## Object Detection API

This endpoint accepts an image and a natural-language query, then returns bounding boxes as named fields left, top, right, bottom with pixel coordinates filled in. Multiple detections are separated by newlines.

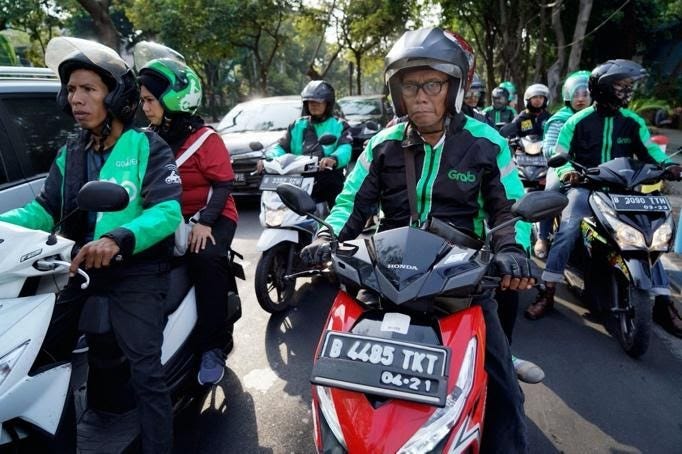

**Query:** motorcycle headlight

left=593, top=195, right=646, bottom=250
left=0, top=342, right=29, bottom=389
left=651, top=216, right=674, bottom=251
left=264, top=206, right=287, bottom=227
left=602, top=211, right=647, bottom=250
left=315, top=385, right=347, bottom=450
left=398, top=337, right=478, bottom=454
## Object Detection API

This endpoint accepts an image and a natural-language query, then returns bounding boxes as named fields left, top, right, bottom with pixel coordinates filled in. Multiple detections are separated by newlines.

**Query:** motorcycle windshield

left=372, top=227, right=447, bottom=291
left=591, top=158, right=664, bottom=190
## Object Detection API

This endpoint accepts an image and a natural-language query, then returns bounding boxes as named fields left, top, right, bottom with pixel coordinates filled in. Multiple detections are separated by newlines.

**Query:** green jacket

left=0, top=128, right=182, bottom=259
left=267, top=116, right=353, bottom=168
left=325, top=114, right=531, bottom=253
left=554, top=105, right=670, bottom=180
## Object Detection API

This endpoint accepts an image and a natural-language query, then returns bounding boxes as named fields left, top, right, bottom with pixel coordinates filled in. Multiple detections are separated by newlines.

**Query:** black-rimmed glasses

left=401, top=79, right=449, bottom=97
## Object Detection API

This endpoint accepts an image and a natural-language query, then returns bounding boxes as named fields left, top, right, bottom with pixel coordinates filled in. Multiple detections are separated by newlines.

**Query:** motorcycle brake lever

left=36, top=259, right=91, bottom=289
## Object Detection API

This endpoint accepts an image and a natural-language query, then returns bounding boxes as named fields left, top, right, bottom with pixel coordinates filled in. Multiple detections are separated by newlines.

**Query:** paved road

left=173, top=197, right=682, bottom=454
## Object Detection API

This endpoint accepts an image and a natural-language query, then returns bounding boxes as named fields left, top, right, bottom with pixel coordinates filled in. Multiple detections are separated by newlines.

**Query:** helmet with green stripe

left=139, top=58, right=202, bottom=114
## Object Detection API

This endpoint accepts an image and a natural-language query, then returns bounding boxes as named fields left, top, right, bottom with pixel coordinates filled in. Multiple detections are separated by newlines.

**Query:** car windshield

left=217, top=99, right=301, bottom=133
left=339, top=98, right=381, bottom=117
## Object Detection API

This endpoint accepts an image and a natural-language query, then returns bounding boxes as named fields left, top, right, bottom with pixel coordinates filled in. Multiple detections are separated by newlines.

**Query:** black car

left=338, top=94, right=393, bottom=160
left=217, top=96, right=302, bottom=195
left=0, top=66, right=78, bottom=212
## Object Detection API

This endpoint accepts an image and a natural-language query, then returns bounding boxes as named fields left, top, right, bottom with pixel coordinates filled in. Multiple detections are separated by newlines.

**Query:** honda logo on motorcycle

left=387, top=263, right=418, bottom=271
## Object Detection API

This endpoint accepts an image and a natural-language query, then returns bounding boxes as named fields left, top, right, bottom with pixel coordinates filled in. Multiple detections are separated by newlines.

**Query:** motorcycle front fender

left=619, top=257, right=653, bottom=290
left=256, top=228, right=299, bottom=252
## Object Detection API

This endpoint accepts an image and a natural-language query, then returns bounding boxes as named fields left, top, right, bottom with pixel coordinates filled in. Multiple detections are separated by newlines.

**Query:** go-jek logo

left=448, top=169, right=476, bottom=183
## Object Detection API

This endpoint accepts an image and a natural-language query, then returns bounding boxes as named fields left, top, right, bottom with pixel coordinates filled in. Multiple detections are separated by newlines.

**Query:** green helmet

left=561, top=70, right=590, bottom=102
left=499, top=80, right=517, bottom=101
left=139, top=58, right=202, bottom=114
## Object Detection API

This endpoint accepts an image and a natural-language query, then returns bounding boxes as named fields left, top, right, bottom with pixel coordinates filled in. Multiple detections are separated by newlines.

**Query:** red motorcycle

left=275, top=184, right=565, bottom=453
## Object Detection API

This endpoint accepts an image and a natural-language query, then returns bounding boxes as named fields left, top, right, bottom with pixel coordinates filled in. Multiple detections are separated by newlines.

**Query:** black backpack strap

left=403, top=146, right=419, bottom=226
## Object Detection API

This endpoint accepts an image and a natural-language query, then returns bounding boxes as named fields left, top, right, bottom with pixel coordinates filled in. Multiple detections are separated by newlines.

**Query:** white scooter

left=0, top=181, right=242, bottom=452
left=253, top=134, right=336, bottom=313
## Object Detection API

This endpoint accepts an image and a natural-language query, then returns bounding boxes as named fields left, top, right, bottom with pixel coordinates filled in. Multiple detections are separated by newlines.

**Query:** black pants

left=48, top=264, right=173, bottom=454
left=186, top=215, right=237, bottom=353
left=495, top=289, right=519, bottom=345
left=312, top=168, right=344, bottom=208
left=477, top=294, right=528, bottom=453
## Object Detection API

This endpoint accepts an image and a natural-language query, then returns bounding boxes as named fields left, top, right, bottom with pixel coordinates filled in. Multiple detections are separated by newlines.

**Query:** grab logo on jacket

left=448, top=169, right=477, bottom=183
left=103, top=177, right=138, bottom=202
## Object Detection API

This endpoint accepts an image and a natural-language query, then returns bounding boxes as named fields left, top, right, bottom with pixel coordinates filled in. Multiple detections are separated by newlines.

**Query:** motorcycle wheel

left=610, top=273, right=651, bottom=358
left=255, top=242, right=296, bottom=313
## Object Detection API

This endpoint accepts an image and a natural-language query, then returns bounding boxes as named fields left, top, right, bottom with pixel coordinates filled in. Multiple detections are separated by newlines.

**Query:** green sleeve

left=0, top=200, right=55, bottom=232
left=496, top=139, right=531, bottom=252
left=622, top=109, right=670, bottom=164
left=553, top=117, right=578, bottom=180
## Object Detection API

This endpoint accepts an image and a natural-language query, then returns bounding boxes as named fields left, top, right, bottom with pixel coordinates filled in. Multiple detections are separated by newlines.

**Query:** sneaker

left=512, top=355, right=545, bottom=384
left=533, top=239, right=548, bottom=259
left=198, top=348, right=226, bottom=385
left=72, top=334, right=89, bottom=354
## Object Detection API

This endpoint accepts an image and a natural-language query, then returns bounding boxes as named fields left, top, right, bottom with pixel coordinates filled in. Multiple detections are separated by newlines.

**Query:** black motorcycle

left=548, top=154, right=678, bottom=357
left=510, top=135, right=548, bottom=192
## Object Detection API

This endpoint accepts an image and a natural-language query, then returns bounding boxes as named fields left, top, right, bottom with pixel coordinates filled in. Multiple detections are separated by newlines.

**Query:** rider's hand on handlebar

left=319, top=157, right=337, bottom=171
left=256, top=159, right=265, bottom=174
left=69, top=237, right=121, bottom=277
left=562, top=171, right=581, bottom=186
left=300, top=236, right=332, bottom=266
left=493, top=249, right=536, bottom=291
left=664, top=163, right=682, bottom=181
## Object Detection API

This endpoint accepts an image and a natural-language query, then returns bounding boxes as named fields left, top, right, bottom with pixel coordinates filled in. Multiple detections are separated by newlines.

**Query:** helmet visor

left=46, top=37, right=127, bottom=80
left=132, top=41, right=185, bottom=72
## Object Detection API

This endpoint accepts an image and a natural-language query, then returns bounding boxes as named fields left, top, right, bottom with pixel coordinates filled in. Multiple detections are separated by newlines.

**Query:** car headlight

left=315, top=385, right=347, bottom=450
left=0, top=342, right=29, bottom=388
left=651, top=216, right=674, bottom=251
left=232, top=150, right=264, bottom=161
left=398, top=337, right=478, bottom=454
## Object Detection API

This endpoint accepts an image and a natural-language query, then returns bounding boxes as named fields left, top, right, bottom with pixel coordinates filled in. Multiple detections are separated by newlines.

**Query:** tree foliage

left=0, top=0, right=680, bottom=115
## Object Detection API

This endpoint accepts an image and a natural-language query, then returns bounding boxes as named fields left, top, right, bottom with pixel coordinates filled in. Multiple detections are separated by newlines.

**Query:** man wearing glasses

left=302, top=27, right=532, bottom=453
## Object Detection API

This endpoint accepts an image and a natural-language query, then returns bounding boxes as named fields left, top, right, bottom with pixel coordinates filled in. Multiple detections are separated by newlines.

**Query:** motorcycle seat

left=164, top=260, right=192, bottom=316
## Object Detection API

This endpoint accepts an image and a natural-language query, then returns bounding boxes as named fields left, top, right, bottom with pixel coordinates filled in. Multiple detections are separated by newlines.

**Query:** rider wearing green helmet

left=499, top=80, right=518, bottom=109
left=139, top=58, right=241, bottom=385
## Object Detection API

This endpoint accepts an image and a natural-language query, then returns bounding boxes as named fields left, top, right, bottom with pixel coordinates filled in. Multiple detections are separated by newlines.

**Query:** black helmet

left=588, top=59, right=646, bottom=108
left=57, top=48, right=139, bottom=123
left=301, top=80, right=335, bottom=118
left=384, top=27, right=475, bottom=116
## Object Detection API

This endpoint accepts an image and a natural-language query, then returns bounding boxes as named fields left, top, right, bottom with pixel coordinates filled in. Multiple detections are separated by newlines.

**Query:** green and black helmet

left=138, top=58, right=202, bottom=115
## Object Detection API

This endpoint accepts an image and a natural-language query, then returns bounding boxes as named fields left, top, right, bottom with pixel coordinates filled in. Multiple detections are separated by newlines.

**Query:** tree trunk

left=566, top=0, right=593, bottom=73
left=534, top=5, right=547, bottom=82
left=76, top=0, right=120, bottom=51
left=547, top=0, right=566, bottom=102
left=355, top=52, right=362, bottom=95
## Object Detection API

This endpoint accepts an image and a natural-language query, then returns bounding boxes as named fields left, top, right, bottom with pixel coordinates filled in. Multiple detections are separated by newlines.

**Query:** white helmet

left=523, top=83, right=550, bottom=109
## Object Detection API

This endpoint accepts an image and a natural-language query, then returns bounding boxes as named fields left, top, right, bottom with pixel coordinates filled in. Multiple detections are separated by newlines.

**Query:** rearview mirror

left=318, top=134, right=337, bottom=146
left=276, top=183, right=317, bottom=216
left=547, top=153, right=569, bottom=168
left=511, top=191, right=567, bottom=222
left=77, top=181, right=129, bottom=212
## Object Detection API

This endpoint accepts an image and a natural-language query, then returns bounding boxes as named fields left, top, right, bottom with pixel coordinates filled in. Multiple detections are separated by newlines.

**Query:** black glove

left=664, top=163, right=682, bottom=181
left=300, top=235, right=332, bottom=266
left=493, top=248, right=535, bottom=290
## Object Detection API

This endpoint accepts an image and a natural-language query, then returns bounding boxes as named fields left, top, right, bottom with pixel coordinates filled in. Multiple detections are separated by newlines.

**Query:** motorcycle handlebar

left=36, top=259, right=91, bottom=289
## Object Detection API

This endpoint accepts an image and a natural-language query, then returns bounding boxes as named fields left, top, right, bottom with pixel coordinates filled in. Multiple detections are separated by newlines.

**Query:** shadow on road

left=173, top=367, right=270, bottom=454
left=263, top=278, right=337, bottom=400
left=515, top=287, right=682, bottom=453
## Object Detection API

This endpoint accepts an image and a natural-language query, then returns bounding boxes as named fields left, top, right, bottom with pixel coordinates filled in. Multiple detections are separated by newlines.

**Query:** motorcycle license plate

left=259, top=174, right=303, bottom=191
left=311, top=331, right=450, bottom=406
left=609, top=194, right=671, bottom=212
left=515, top=154, right=546, bottom=166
